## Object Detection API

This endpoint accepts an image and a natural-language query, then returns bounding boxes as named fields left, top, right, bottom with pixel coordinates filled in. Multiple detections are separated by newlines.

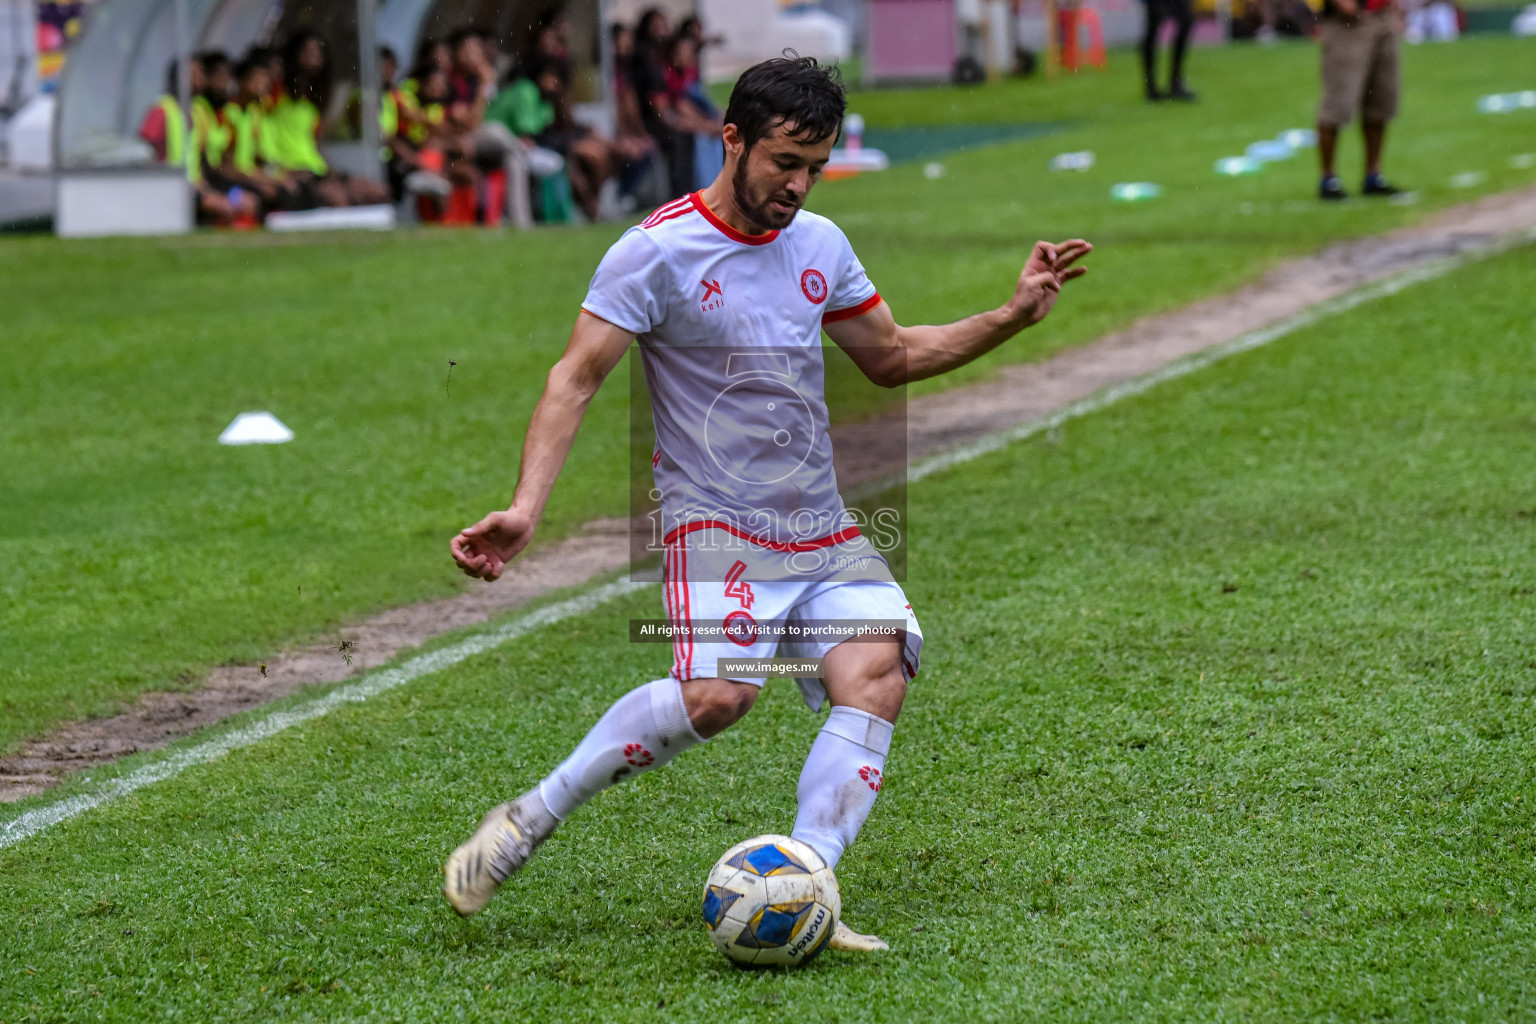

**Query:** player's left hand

left=1008, top=239, right=1092, bottom=328
left=450, top=507, right=536, bottom=581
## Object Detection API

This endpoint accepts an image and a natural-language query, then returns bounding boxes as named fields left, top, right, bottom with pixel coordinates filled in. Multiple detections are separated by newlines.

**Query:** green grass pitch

left=3, top=222, right=1534, bottom=1020
left=3, top=38, right=1535, bottom=748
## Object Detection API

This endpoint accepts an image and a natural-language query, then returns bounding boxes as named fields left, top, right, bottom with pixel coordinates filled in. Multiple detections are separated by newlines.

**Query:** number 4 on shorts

left=724, top=560, right=755, bottom=610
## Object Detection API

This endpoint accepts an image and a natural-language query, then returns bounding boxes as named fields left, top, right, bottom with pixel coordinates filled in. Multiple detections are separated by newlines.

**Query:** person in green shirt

left=485, top=68, right=554, bottom=139
left=487, top=56, right=620, bottom=220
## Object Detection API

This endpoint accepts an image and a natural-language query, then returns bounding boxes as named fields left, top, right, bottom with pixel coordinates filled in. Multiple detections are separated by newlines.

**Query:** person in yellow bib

left=138, top=55, right=256, bottom=227
left=212, top=53, right=306, bottom=213
left=261, top=32, right=389, bottom=207
left=378, top=46, right=452, bottom=201
left=397, top=59, right=480, bottom=219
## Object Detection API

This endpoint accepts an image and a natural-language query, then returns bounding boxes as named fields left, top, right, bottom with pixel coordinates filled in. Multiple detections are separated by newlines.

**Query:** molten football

left=701, top=834, right=840, bottom=968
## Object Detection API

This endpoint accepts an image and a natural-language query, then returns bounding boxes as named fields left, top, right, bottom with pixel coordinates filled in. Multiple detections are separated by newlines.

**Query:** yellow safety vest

left=223, top=101, right=264, bottom=174
left=192, top=95, right=233, bottom=175
left=156, top=95, right=187, bottom=166
left=261, top=95, right=328, bottom=175
left=407, top=98, right=443, bottom=146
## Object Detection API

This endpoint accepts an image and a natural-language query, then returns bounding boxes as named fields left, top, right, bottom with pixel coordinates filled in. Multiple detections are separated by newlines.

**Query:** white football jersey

left=580, top=191, right=883, bottom=552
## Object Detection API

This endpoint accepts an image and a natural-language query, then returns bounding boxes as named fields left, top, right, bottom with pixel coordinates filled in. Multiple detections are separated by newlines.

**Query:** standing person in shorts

left=1316, top=0, right=1404, bottom=199
left=440, top=55, right=1090, bottom=951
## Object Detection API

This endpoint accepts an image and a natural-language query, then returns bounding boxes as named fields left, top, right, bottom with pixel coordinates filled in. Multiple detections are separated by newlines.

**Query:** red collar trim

left=689, top=191, right=780, bottom=245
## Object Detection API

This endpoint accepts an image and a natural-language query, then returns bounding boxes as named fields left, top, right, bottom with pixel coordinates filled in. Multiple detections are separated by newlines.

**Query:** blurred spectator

left=664, top=31, right=724, bottom=191
left=407, top=58, right=484, bottom=218
left=263, top=33, right=389, bottom=206
left=408, top=38, right=454, bottom=96
left=1316, top=0, right=1405, bottom=199
left=631, top=7, right=694, bottom=198
left=677, top=15, right=726, bottom=51
left=531, top=7, right=572, bottom=62
left=1140, top=0, right=1197, bottom=100
left=215, top=53, right=305, bottom=212
left=609, top=22, right=658, bottom=203
left=378, top=46, right=453, bottom=201
left=192, top=50, right=236, bottom=191
left=488, top=55, right=619, bottom=220
left=247, top=46, right=282, bottom=106
left=137, top=59, right=189, bottom=162
left=448, top=26, right=530, bottom=185
left=137, top=56, right=257, bottom=226
left=196, top=50, right=233, bottom=113
left=448, top=28, right=496, bottom=129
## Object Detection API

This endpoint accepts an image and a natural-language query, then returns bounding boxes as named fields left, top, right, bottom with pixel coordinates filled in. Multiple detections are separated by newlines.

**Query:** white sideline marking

left=0, top=581, right=648, bottom=850
left=4, top=226, right=1532, bottom=850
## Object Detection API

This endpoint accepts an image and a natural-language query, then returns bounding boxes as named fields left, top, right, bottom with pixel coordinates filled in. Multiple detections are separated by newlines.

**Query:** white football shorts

left=660, top=523, right=923, bottom=711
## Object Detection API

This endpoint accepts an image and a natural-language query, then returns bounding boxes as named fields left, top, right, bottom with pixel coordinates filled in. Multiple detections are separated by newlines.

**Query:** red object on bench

left=481, top=168, right=507, bottom=227
left=443, top=184, right=477, bottom=225
left=1059, top=5, right=1107, bottom=71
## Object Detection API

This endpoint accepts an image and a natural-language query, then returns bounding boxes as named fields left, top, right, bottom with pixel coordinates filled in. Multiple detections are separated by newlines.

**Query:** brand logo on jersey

left=700, top=278, right=724, bottom=311
left=800, top=269, right=828, bottom=305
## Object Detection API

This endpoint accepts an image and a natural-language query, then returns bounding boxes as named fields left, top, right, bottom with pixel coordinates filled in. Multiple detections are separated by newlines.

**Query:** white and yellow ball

left=701, top=834, right=840, bottom=968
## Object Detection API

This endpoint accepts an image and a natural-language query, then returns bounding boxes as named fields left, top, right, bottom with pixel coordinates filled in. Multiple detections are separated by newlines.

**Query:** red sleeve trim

left=821, top=293, right=882, bottom=325
left=579, top=307, right=625, bottom=329
left=662, top=519, right=863, bottom=552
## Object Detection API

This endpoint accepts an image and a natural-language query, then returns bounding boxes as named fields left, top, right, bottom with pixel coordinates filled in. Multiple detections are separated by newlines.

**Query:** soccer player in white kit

left=443, top=56, right=1090, bottom=951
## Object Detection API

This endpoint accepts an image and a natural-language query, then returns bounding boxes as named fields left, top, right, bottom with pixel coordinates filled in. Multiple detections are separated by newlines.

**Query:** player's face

left=729, top=121, right=835, bottom=231
left=244, top=68, right=269, bottom=100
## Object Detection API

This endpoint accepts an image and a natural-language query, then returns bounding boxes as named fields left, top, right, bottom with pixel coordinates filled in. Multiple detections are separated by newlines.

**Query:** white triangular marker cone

left=219, top=411, right=294, bottom=445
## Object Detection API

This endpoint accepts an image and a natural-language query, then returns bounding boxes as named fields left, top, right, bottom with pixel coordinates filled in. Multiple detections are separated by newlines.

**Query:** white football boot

left=829, top=920, right=890, bottom=952
left=442, top=791, right=558, bottom=917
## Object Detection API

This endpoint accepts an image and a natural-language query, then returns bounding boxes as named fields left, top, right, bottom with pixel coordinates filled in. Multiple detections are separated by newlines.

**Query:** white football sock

left=791, top=705, right=894, bottom=871
left=538, top=678, right=704, bottom=820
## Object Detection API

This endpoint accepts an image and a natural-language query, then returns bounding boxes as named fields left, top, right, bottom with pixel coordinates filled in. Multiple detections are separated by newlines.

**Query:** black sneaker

left=1167, top=82, right=1198, bottom=102
left=1361, top=172, right=1403, bottom=197
left=1146, top=85, right=1168, bottom=102
left=1319, top=174, right=1347, bottom=200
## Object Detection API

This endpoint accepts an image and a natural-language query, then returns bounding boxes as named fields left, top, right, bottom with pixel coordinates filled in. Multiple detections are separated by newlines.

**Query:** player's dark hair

left=635, top=7, right=668, bottom=41
left=235, top=53, right=266, bottom=83
left=282, top=32, right=331, bottom=108
left=198, top=49, right=231, bottom=77
left=522, top=54, right=570, bottom=88
left=724, top=52, right=846, bottom=152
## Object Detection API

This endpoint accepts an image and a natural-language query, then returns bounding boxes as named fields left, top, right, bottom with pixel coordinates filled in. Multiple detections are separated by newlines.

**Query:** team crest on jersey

left=800, top=269, right=828, bottom=305
left=723, top=610, right=759, bottom=647
left=700, top=278, right=724, bottom=311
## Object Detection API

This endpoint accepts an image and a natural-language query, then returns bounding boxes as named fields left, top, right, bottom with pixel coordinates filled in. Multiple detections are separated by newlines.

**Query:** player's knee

left=854, top=652, right=908, bottom=720
left=683, top=678, right=758, bottom=738
left=869, top=670, right=907, bottom=722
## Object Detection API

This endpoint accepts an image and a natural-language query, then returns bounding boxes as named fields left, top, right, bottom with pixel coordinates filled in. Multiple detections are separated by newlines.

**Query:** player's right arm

left=450, top=312, right=633, bottom=581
